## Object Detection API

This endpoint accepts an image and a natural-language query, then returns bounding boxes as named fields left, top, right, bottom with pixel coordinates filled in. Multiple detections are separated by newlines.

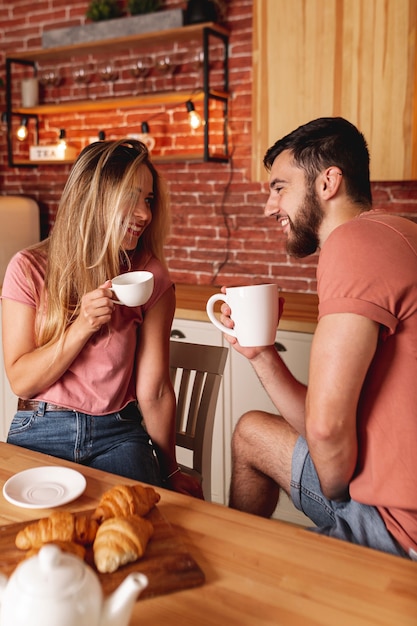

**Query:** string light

left=185, top=100, right=202, bottom=130
left=16, top=116, right=29, bottom=141
left=57, top=128, right=67, bottom=158
left=138, top=121, right=155, bottom=151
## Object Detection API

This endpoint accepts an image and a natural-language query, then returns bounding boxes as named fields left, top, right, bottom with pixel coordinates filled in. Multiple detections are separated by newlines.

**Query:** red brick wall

left=1, top=0, right=417, bottom=294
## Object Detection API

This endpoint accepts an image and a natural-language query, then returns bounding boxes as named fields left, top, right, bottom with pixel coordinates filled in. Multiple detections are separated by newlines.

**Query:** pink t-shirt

left=1, top=249, right=174, bottom=415
left=317, top=210, right=417, bottom=554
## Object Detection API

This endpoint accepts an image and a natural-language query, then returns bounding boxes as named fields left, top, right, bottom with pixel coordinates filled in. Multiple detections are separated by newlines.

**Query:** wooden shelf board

left=6, top=23, right=228, bottom=62
left=157, top=152, right=228, bottom=163
left=13, top=90, right=228, bottom=115
left=6, top=22, right=229, bottom=166
left=10, top=152, right=228, bottom=167
left=11, top=159, right=74, bottom=166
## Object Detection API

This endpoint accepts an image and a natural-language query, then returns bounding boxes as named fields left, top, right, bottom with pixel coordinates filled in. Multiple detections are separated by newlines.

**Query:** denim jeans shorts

left=7, top=401, right=161, bottom=487
left=290, top=436, right=412, bottom=559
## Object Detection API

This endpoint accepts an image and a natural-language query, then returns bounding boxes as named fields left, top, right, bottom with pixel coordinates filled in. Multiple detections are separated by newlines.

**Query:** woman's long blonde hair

left=32, top=139, right=170, bottom=347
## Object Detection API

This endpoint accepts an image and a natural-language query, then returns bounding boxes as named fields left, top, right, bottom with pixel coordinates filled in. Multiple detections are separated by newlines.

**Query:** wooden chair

left=169, top=340, right=228, bottom=500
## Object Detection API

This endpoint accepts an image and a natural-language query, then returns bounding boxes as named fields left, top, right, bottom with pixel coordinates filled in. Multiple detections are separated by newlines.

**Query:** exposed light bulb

left=189, top=110, right=202, bottom=130
left=57, top=128, right=67, bottom=158
left=186, top=100, right=202, bottom=130
left=16, top=117, right=28, bottom=141
left=58, top=128, right=66, bottom=144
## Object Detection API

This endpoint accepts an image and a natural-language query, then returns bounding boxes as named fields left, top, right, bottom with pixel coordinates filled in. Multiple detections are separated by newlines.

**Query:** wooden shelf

left=12, top=152, right=227, bottom=167
left=11, top=159, right=74, bottom=166
left=6, top=22, right=228, bottom=62
left=13, top=89, right=228, bottom=115
left=5, top=22, right=230, bottom=167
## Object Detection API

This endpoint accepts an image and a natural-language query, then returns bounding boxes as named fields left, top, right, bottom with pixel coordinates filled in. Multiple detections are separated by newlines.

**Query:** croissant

left=93, top=514, right=154, bottom=573
left=23, top=540, right=86, bottom=560
left=15, top=511, right=98, bottom=550
left=92, top=483, right=160, bottom=522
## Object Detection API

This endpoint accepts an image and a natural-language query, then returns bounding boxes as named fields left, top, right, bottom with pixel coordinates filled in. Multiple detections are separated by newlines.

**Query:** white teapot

left=0, top=544, right=148, bottom=626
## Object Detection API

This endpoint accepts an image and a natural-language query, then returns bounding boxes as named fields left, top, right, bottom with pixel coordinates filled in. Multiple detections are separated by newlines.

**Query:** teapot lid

left=14, top=544, right=86, bottom=597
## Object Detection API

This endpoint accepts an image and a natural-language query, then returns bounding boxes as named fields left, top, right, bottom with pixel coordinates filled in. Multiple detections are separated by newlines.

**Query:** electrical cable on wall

left=211, top=128, right=235, bottom=285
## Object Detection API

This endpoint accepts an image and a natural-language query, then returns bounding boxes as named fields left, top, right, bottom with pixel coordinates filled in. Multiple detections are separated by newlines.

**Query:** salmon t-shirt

left=317, top=210, right=417, bottom=554
left=1, top=249, right=173, bottom=415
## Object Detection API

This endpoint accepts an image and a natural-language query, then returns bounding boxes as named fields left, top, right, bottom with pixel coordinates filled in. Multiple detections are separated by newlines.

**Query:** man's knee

left=231, top=410, right=261, bottom=456
left=233, top=409, right=265, bottom=438
left=232, top=410, right=281, bottom=452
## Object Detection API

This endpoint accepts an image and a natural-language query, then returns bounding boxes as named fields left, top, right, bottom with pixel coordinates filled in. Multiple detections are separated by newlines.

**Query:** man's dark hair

left=263, top=117, right=372, bottom=207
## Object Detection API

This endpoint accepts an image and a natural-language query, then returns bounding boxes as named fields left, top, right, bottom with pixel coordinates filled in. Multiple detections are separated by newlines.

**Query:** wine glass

left=156, top=56, right=171, bottom=74
left=191, top=51, right=205, bottom=88
left=191, top=51, right=204, bottom=71
left=73, top=65, right=93, bottom=84
left=39, top=68, right=62, bottom=87
left=97, top=60, right=119, bottom=95
left=155, top=55, right=178, bottom=91
left=38, top=68, right=62, bottom=103
left=72, top=64, right=94, bottom=98
left=130, top=56, right=153, bottom=94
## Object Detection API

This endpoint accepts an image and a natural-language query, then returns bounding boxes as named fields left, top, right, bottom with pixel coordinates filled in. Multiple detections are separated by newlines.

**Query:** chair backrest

left=170, top=340, right=228, bottom=499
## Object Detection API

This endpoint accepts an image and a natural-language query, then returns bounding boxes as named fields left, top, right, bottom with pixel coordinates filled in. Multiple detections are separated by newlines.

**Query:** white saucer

left=2, top=466, right=87, bottom=509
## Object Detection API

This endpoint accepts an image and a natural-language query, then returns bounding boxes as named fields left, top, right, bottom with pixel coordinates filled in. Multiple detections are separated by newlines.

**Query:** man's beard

left=286, top=187, right=323, bottom=258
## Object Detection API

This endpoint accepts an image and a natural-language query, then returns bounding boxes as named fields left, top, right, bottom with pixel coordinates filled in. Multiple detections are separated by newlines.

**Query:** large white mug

left=111, top=270, right=154, bottom=307
left=206, top=284, right=279, bottom=347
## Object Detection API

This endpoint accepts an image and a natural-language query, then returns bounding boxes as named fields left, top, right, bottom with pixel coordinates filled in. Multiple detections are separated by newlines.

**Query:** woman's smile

left=126, top=222, right=144, bottom=238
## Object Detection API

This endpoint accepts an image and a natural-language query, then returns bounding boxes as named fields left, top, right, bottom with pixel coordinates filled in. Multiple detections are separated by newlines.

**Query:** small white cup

left=111, top=271, right=154, bottom=307
left=206, top=283, right=279, bottom=347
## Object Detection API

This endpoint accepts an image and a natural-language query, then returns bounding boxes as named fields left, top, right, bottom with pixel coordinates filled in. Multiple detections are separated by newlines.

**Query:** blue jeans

left=290, top=436, right=412, bottom=559
left=7, top=401, right=161, bottom=486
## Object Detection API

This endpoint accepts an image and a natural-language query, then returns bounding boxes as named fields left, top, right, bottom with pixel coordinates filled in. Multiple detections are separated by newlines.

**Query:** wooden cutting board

left=0, top=507, right=205, bottom=600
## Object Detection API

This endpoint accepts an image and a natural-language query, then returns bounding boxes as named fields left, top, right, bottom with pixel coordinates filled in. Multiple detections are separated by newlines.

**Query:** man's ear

left=318, top=167, right=343, bottom=200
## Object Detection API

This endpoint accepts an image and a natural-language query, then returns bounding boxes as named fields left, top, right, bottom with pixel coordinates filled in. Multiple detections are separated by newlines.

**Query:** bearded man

left=222, top=117, right=417, bottom=560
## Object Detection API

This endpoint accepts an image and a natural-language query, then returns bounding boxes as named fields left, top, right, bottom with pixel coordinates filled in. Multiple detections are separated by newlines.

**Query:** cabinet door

left=252, top=0, right=417, bottom=181
left=226, top=329, right=313, bottom=526
left=228, top=329, right=312, bottom=426
left=171, top=318, right=228, bottom=504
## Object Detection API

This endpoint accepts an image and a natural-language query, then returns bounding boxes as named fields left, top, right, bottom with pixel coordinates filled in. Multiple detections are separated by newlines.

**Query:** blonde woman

left=1, top=139, right=203, bottom=498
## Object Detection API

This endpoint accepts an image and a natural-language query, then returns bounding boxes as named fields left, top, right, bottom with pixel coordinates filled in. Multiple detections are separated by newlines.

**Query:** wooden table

left=0, top=442, right=415, bottom=626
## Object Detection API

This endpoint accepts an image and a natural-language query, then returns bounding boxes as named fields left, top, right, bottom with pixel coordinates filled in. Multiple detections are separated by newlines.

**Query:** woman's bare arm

left=2, top=282, right=114, bottom=398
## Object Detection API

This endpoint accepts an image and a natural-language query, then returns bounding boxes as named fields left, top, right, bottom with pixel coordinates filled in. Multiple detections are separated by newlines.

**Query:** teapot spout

left=100, top=572, right=148, bottom=626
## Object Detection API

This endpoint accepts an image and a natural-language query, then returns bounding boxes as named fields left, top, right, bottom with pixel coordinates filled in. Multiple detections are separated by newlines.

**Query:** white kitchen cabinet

left=224, top=329, right=313, bottom=526
left=172, top=317, right=313, bottom=526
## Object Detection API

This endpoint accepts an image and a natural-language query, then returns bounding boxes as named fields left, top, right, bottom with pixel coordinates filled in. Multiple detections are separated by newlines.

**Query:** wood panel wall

left=252, top=0, right=417, bottom=181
